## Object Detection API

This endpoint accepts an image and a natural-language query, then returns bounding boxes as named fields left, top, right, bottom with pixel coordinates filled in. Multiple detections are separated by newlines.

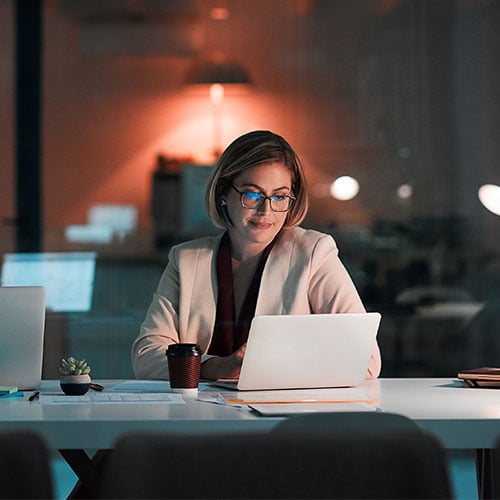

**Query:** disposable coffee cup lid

left=166, top=343, right=202, bottom=356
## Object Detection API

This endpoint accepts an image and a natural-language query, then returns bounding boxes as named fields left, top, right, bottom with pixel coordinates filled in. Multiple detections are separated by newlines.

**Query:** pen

left=29, top=391, right=40, bottom=402
left=90, top=383, right=104, bottom=392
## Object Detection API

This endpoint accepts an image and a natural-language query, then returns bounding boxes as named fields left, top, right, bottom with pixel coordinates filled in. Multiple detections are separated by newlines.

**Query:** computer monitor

left=1, top=252, right=96, bottom=313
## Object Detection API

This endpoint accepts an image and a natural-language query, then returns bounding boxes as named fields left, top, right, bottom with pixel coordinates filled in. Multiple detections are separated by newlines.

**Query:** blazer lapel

left=181, top=236, right=220, bottom=345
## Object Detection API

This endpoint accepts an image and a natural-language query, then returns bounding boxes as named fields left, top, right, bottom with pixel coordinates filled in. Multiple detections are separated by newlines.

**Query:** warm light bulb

left=397, top=183, right=413, bottom=200
left=210, top=83, right=224, bottom=105
left=478, top=184, right=500, bottom=216
left=330, top=176, right=360, bottom=201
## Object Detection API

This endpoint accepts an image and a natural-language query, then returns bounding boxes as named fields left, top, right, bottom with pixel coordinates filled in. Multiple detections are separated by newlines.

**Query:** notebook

left=0, top=286, right=46, bottom=390
left=212, top=312, right=381, bottom=391
left=457, top=367, right=500, bottom=388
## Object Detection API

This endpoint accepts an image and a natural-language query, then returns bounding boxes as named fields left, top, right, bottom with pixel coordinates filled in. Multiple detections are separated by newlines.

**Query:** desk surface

left=1, top=378, right=500, bottom=449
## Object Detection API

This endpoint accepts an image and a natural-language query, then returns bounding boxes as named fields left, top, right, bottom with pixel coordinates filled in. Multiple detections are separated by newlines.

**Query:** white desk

left=2, top=377, right=499, bottom=498
left=1, top=378, right=500, bottom=450
left=376, top=378, right=500, bottom=449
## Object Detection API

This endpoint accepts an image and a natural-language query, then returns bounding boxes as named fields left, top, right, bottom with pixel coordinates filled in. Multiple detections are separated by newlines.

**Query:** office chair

left=480, top=435, right=500, bottom=500
left=99, top=429, right=452, bottom=499
left=269, top=410, right=421, bottom=435
left=0, top=430, right=54, bottom=499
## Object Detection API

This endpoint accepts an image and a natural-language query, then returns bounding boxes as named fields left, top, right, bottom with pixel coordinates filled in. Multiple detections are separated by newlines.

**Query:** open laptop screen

left=1, top=252, right=96, bottom=312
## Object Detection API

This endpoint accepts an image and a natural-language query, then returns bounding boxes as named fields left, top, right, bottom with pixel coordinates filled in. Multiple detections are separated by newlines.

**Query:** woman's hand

left=200, top=344, right=247, bottom=381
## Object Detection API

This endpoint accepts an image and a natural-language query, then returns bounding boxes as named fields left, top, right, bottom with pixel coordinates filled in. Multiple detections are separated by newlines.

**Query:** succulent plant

left=59, top=357, right=91, bottom=376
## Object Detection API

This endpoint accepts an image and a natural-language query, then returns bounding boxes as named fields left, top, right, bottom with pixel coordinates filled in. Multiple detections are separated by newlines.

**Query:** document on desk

left=109, top=380, right=172, bottom=392
left=39, top=392, right=185, bottom=404
left=218, top=387, right=378, bottom=406
left=249, top=402, right=378, bottom=416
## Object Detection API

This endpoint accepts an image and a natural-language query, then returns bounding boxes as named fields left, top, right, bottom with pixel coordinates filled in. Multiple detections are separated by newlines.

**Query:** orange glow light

left=209, top=7, right=230, bottom=20
left=210, top=83, right=225, bottom=105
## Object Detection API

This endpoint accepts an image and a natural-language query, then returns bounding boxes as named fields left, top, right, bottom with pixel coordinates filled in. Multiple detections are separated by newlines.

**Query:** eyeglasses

left=231, top=185, right=295, bottom=212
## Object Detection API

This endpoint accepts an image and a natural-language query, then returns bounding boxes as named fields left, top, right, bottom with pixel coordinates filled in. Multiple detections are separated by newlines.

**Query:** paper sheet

left=218, top=387, right=378, bottom=405
left=109, top=380, right=172, bottom=392
left=249, top=402, right=378, bottom=416
left=39, top=392, right=185, bottom=404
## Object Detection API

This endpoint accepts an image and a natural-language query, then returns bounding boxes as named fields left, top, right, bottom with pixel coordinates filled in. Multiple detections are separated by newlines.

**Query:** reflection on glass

left=330, top=176, right=360, bottom=201
left=397, top=183, right=413, bottom=200
left=1, top=252, right=96, bottom=312
left=478, top=184, right=500, bottom=216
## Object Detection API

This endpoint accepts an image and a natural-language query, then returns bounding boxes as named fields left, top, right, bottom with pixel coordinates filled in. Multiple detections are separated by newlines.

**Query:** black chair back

left=270, top=410, right=421, bottom=435
left=99, top=429, right=451, bottom=499
left=0, top=430, right=54, bottom=499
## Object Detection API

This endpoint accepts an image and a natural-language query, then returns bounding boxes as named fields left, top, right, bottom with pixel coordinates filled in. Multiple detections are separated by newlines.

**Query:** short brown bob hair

left=205, top=130, right=309, bottom=229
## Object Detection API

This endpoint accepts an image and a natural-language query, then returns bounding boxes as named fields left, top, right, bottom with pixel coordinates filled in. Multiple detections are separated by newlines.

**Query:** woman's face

left=226, top=162, right=293, bottom=257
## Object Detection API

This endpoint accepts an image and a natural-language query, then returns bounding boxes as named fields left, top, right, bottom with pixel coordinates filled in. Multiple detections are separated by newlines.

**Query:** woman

left=132, top=130, right=381, bottom=380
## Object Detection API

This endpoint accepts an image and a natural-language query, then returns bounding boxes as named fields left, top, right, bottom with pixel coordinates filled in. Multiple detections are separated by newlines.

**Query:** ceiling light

left=397, top=183, right=413, bottom=200
left=330, top=176, right=360, bottom=201
left=478, top=184, right=500, bottom=216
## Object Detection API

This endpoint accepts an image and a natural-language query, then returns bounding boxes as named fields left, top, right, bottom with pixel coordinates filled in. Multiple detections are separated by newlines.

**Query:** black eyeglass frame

left=231, top=184, right=296, bottom=212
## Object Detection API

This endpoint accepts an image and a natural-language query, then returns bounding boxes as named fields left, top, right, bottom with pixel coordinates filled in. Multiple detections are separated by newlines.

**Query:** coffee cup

left=166, top=343, right=202, bottom=396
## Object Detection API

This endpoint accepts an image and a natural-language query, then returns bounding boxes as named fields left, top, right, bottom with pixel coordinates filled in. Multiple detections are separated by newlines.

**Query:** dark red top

left=208, top=231, right=278, bottom=356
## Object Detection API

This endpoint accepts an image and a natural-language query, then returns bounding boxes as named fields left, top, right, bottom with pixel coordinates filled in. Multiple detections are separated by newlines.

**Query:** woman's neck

left=228, top=240, right=266, bottom=263
left=230, top=253, right=261, bottom=320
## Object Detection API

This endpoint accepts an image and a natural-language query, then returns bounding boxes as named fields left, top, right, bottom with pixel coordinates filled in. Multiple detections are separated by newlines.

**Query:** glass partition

left=2, top=0, right=499, bottom=379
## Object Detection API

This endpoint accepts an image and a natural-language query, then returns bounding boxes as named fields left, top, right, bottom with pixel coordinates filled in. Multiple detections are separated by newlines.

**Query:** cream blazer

left=132, top=227, right=381, bottom=379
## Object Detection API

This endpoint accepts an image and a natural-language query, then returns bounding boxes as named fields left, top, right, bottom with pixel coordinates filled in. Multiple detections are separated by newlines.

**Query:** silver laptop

left=213, top=312, right=381, bottom=391
left=0, top=286, right=46, bottom=390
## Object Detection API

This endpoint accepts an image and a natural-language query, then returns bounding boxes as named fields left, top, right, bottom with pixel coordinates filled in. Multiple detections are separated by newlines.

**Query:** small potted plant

left=59, top=357, right=91, bottom=395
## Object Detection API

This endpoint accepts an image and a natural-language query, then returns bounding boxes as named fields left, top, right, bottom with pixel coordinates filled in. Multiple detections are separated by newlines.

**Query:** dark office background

left=1, top=0, right=499, bottom=379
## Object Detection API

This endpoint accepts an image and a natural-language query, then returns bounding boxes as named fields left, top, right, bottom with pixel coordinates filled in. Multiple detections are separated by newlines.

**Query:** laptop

left=0, top=286, right=46, bottom=390
left=213, top=312, right=381, bottom=391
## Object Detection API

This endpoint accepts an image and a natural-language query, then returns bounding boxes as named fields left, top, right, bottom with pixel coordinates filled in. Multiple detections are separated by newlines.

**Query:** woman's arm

left=200, top=344, right=247, bottom=380
left=131, top=255, right=181, bottom=379
left=132, top=236, right=233, bottom=380
left=307, top=234, right=382, bottom=378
